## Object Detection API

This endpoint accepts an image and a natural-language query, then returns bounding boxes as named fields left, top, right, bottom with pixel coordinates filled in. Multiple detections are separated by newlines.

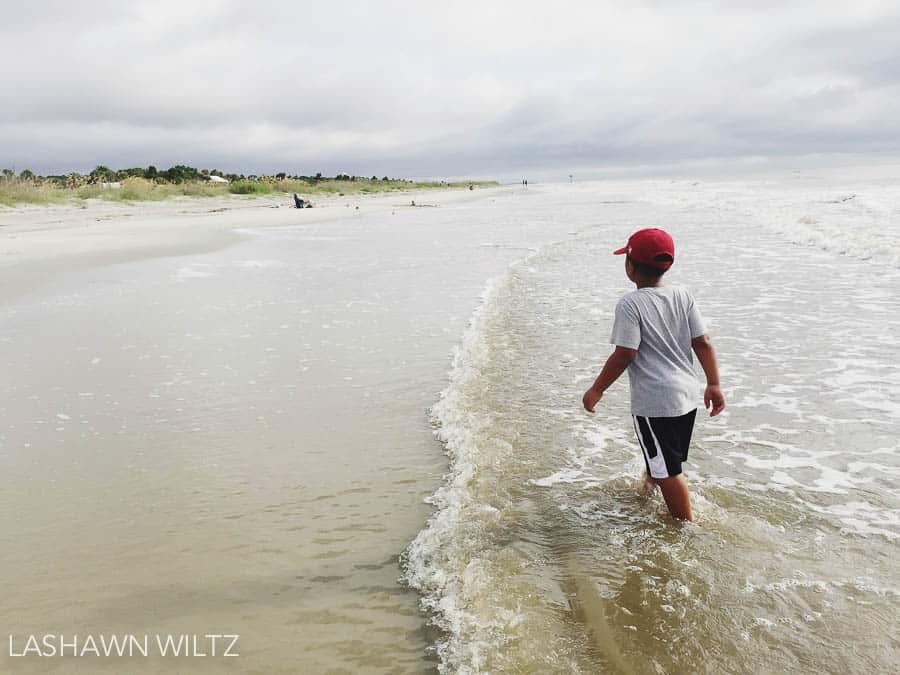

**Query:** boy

left=582, top=228, right=725, bottom=521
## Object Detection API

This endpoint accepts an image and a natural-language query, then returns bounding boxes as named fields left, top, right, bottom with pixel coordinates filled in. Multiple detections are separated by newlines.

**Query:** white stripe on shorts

left=633, top=415, right=669, bottom=479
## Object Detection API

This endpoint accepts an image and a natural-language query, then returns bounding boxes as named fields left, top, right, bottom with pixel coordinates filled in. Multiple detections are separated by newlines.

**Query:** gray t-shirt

left=610, top=285, right=707, bottom=417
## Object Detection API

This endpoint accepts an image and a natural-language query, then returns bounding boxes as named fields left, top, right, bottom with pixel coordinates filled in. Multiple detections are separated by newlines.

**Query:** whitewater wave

left=767, top=188, right=900, bottom=267
left=401, top=247, right=558, bottom=673
left=399, top=182, right=900, bottom=673
left=775, top=216, right=900, bottom=267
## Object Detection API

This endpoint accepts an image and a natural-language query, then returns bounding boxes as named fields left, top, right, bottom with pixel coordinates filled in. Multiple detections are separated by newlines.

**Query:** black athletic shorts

left=632, top=408, right=697, bottom=479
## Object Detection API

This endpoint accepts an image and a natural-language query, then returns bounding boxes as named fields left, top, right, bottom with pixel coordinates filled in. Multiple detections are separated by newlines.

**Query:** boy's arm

left=582, top=346, right=637, bottom=412
left=691, top=334, right=725, bottom=416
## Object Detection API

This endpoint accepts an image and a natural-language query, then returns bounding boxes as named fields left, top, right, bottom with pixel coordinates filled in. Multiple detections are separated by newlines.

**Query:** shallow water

left=405, top=176, right=900, bottom=673
left=1, top=175, right=898, bottom=673
left=0, top=188, right=576, bottom=673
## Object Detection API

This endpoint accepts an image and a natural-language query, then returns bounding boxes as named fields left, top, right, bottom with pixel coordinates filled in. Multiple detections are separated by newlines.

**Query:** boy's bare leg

left=642, top=470, right=656, bottom=494
left=652, top=474, right=693, bottom=521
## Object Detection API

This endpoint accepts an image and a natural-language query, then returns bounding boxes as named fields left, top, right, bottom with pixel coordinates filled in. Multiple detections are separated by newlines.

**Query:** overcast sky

left=2, top=0, right=899, bottom=178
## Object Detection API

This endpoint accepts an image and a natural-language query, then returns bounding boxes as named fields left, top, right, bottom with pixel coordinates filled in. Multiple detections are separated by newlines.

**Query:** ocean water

left=406, top=181, right=900, bottom=673
left=404, top=175, right=900, bottom=673
left=1, top=174, right=898, bottom=673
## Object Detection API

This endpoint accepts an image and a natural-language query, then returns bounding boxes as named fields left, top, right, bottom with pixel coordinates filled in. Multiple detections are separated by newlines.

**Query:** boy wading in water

left=582, top=228, right=725, bottom=521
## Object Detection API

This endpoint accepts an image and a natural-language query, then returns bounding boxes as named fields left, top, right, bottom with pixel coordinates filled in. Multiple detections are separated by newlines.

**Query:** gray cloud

left=2, top=0, right=899, bottom=178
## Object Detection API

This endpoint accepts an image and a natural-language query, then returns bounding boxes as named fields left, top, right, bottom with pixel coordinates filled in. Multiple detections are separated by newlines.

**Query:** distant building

left=208, top=175, right=229, bottom=183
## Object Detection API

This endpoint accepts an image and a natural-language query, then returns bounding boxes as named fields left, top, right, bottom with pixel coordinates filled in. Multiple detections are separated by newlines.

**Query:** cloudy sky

left=2, top=0, right=899, bottom=178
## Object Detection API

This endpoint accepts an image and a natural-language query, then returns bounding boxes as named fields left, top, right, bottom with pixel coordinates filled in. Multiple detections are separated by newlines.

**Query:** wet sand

left=0, top=184, right=535, bottom=674
left=0, top=189, right=479, bottom=303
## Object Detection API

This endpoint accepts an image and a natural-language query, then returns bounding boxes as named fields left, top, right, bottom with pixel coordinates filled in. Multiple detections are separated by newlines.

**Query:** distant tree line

left=1, top=165, right=415, bottom=186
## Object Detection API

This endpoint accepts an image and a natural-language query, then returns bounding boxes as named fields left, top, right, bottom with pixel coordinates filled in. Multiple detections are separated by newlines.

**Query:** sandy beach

left=0, top=183, right=526, bottom=674
left=0, top=188, right=489, bottom=303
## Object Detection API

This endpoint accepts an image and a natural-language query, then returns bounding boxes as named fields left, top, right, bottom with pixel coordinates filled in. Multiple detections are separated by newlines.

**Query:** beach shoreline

left=0, top=186, right=503, bottom=303
left=1, top=175, right=897, bottom=672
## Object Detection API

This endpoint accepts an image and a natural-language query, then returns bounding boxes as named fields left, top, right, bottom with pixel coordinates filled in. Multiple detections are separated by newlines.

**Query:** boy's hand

left=704, top=384, right=726, bottom=417
left=582, top=386, right=602, bottom=413
left=582, top=348, right=634, bottom=414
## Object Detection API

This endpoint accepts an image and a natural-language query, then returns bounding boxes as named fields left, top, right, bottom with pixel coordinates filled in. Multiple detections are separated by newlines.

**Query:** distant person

left=582, top=228, right=725, bottom=522
left=293, top=193, right=305, bottom=209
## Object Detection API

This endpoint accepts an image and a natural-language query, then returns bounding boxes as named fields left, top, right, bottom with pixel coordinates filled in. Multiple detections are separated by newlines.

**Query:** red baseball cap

left=613, top=228, right=675, bottom=270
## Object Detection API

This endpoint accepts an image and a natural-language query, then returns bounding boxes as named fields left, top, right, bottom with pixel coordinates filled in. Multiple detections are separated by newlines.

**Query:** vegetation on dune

left=0, top=179, right=69, bottom=207
left=73, top=177, right=230, bottom=202
left=228, top=180, right=273, bottom=195
left=0, top=165, right=498, bottom=207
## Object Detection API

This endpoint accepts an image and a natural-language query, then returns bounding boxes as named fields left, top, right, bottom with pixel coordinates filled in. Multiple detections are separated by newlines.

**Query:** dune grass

left=1, top=175, right=498, bottom=207
left=0, top=179, right=69, bottom=207
left=78, top=178, right=229, bottom=201
left=276, top=178, right=496, bottom=196
left=0, top=177, right=230, bottom=206
left=228, top=180, right=273, bottom=195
